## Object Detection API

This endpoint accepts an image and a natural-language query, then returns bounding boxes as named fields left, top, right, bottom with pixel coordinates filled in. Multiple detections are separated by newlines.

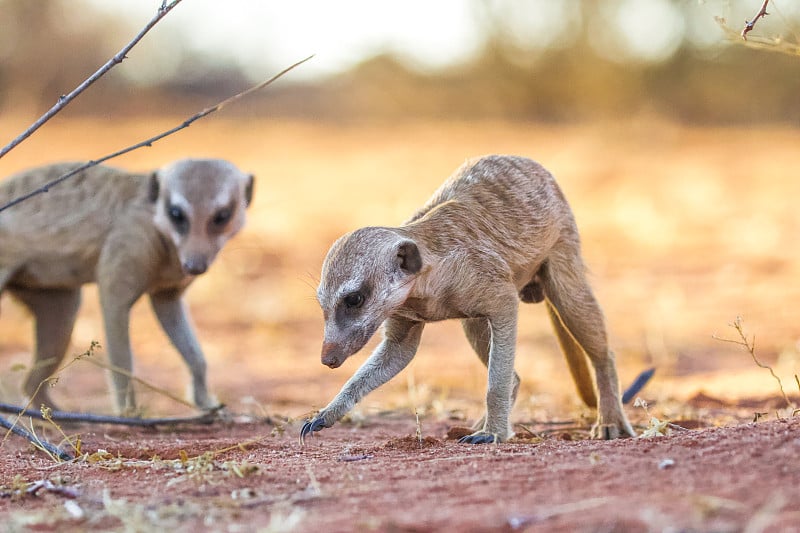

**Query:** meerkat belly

left=11, top=250, right=100, bottom=288
left=397, top=294, right=473, bottom=322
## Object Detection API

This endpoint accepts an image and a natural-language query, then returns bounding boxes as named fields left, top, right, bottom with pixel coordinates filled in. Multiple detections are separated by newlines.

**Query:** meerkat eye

left=212, top=207, right=232, bottom=227
left=168, top=205, right=186, bottom=225
left=342, top=292, right=365, bottom=309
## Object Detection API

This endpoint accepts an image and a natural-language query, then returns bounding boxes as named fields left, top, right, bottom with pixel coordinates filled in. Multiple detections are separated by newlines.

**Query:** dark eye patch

left=165, top=200, right=189, bottom=234
left=342, top=291, right=364, bottom=309
left=333, top=284, right=371, bottom=328
left=207, top=202, right=235, bottom=234
left=212, top=207, right=232, bottom=227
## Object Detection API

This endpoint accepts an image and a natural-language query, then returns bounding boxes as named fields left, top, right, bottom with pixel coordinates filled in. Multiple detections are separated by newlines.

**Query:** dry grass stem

left=0, top=415, right=72, bottom=461
left=713, top=316, right=794, bottom=409
left=80, top=356, right=195, bottom=410
left=0, top=342, right=101, bottom=459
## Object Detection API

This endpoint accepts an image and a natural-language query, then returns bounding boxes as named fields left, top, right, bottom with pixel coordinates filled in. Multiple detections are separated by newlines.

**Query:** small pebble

left=658, top=458, right=675, bottom=470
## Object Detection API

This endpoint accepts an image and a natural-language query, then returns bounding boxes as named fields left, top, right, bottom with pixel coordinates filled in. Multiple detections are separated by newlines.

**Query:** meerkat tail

left=621, top=367, right=656, bottom=404
left=545, top=300, right=598, bottom=408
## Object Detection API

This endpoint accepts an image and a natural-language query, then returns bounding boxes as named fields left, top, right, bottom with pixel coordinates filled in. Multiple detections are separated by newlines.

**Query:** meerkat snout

left=317, top=229, right=423, bottom=368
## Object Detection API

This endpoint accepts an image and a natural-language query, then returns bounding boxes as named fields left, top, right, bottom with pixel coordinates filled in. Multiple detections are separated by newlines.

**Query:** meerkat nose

left=182, top=257, right=208, bottom=276
left=321, top=342, right=341, bottom=368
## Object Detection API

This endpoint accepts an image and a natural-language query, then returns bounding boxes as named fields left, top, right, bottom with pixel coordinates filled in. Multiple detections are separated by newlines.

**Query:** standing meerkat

left=0, top=158, right=254, bottom=413
left=301, top=154, right=635, bottom=444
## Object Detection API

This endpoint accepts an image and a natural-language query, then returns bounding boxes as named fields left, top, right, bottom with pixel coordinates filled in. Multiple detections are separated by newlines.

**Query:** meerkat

left=0, top=158, right=254, bottom=413
left=301, top=154, right=636, bottom=444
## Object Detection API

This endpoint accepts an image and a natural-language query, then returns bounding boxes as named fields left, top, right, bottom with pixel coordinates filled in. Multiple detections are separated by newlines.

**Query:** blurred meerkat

left=0, top=158, right=254, bottom=413
left=302, top=154, right=635, bottom=444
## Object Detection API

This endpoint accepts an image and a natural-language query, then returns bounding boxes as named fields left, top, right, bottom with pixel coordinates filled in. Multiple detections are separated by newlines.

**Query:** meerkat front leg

left=301, top=317, right=424, bottom=442
left=97, top=236, right=152, bottom=414
left=459, top=308, right=519, bottom=444
left=462, top=317, right=521, bottom=432
left=10, top=287, right=81, bottom=410
left=98, top=290, right=138, bottom=414
left=149, top=290, right=217, bottom=410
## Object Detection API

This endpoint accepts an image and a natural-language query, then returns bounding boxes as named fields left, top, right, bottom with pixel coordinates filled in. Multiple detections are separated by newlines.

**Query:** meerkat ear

left=395, top=240, right=422, bottom=274
left=148, top=172, right=160, bottom=203
left=244, top=174, right=254, bottom=207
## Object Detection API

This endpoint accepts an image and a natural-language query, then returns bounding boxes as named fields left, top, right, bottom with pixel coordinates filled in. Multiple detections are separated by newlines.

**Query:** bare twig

left=716, top=16, right=800, bottom=55
left=712, top=316, right=793, bottom=409
left=714, top=2, right=800, bottom=57
left=0, top=0, right=184, bottom=160
left=0, top=415, right=72, bottom=461
left=0, top=55, right=313, bottom=214
left=338, top=453, right=373, bottom=462
left=18, top=341, right=102, bottom=420
left=0, top=402, right=222, bottom=427
left=25, top=479, right=81, bottom=499
left=742, top=0, right=770, bottom=40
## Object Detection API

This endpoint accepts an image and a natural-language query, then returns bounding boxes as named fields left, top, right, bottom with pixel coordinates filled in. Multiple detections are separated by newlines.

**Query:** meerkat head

left=150, top=158, right=254, bottom=276
left=316, top=227, right=422, bottom=368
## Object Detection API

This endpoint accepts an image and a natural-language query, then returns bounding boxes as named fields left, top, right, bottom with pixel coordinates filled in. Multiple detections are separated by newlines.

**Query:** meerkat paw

left=458, top=429, right=512, bottom=444
left=592, top=418, right=636, bottom=440
left=189, top=385, right=220, bottom=411
left=459, top=431, right=497, bottom=444
left=196, top=396, right=223, bottom=412
left=299, top=416, right=332, bottom=444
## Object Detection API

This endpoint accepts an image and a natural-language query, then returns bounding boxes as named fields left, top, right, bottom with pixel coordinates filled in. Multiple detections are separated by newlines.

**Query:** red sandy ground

left=0, top=406, right=798, bottom=532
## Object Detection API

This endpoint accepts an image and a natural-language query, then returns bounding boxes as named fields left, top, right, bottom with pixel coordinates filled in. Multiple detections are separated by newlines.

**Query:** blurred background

left=0, top=0, right=798, bottom=424
left=0, top=0, right=799, bottom=122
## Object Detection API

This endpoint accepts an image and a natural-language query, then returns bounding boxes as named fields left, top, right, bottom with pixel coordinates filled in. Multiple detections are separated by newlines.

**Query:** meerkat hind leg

left=10, top=287, right=81, bottom=410
left=539, top=255, right=635, bottom=439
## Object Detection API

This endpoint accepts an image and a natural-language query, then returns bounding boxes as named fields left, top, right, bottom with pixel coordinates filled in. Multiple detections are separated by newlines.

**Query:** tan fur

left=0, top=159, right=254, bottom=413
left=304, top=155, right=634, bottom=443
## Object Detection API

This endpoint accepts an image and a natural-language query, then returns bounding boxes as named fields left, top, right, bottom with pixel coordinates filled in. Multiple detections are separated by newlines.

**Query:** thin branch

left=0, top=402, right=222, bottom=427
left=0, top=0, right=184, bottom=160
left=742, top=0, right=770, bottom=40
left=712, top=316, right=793, bottom=409
left=0, top=54, right=313, bottom=214
left=716, top=15, right=800, bottom=55
left=0, top=415, right=72, bottom=461
left=25, top=479, right=81, bottom=499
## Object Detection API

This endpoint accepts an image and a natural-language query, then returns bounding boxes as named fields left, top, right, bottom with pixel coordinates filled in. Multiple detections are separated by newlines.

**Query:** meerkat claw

left=458, top=432, right=498, bottom=445
left=299, top=417, right=327, bottom=444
